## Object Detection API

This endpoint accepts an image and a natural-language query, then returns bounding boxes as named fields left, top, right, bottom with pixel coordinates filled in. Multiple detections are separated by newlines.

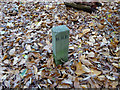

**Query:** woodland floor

left=0, top=2, right=120, bottom=88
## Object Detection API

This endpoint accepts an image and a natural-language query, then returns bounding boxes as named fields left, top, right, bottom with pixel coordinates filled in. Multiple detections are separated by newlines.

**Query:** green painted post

left=51, top=25, right=69, bottom=65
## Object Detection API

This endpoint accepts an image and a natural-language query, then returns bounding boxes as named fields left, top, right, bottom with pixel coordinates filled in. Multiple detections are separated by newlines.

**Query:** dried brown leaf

left=57, top=83, right=71, bottom=88
left=82, top=28, right=90, bottom=34
left=110, top=81, right=118, bottom=88
left=97, top=75, right=106, bottom=81
left=75, top=61, right=85, bottom=76
left=79, top=55, right=92, bottom=66
left=112, top=63, right=118, bottom=68
left=33, top=65, right=38, bottom=74
left=74, top=77, right=81, bottom=88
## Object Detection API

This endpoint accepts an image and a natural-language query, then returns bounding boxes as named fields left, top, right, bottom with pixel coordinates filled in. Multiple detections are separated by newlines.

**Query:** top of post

left=52, top=25, right=69, bottom=33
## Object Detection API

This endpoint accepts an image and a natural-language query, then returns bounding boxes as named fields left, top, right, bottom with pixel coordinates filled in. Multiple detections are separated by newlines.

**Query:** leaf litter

left=0, top=1, right=119, bottom=88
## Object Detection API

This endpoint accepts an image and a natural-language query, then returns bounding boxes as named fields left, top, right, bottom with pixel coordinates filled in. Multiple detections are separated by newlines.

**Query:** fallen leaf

left=97, top=23, right=105, bottom=29
left=112, top=63, right=118, bottom=68
left=74, top=77, right=81, bottom=88
left=87, top=52, right=95, bottom=57
left=69, top=46, right=74, bottom=50
left=82, top=65, right=91, bottom=73
left=102, top=37, right=108, bottom=44
left=24, top=55, right=28, bottom=59
left=106, top=75, right=115, bottom=80
left=61, top=79, right=73, bottom=85
left=19, top=59, right=27, bottom=65
left=3, top=59, right=10, bottom=64
left=0, top=31, right=5, bottom=34
left=82, top=28, right=90, bottom=34
left=9, top=48, right=15, bottom=56
left=43, top=45, right=51, bottom=53
left=6, top=22, right=14, bottom=28
left=3, top=55, right=8, bottom=60
left=89, top=22, right=94, bottom=27
left=97, top=75, right=106, bottom=81
left=89, top=36, right=95, bottom=43
left=26, top=44, right=31, bottom=51
left=90, top=68, right=101, bottom=76
left=86, top=41, right=93, bottom=46
left=78, top=33, right=83, bottom=38
left=13, top=57, right=18, bottom=65
left=38, top=43, right=44, bottom=47
left=46, top=40, right=51, bottom=45
left=47, top=79, right=52, bottom=84
left=75, top=61, right=85, bottom=76
left=57, top=83, right=71, bottom=88
left=79, top=55, right=92, bottom=66
left=33, top=43, right=38, bottom=49
left=33, top=65, right=38, bottom=74
left=110, top=81, right=118, bottom=88
left=81, top=85, right=88, bottom=88
left=4, top=80, right=10, bottom=88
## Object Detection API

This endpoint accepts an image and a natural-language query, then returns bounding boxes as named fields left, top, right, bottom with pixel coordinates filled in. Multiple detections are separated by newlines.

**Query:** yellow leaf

left=78, top=33, right=83, bottom=38
left=3, top=55, right=8, bottom=60
left=75, top=61, right=85, bottom=76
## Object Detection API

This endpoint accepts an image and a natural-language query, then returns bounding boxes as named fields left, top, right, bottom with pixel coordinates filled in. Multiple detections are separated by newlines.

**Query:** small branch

left=103, top=17, right=116, bottom=31
left=64, top=2, right=95, bottom=13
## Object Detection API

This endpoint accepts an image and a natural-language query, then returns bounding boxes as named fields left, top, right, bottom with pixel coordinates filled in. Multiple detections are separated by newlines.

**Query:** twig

left=93, top=11, right=116, bottom=31
left=103, top=17, right=116, bottom=31
left=101, top=11, right=116, bottom=31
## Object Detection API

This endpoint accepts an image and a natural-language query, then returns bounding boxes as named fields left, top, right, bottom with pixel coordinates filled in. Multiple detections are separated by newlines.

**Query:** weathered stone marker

left=51, top=25, right=69, bottom=65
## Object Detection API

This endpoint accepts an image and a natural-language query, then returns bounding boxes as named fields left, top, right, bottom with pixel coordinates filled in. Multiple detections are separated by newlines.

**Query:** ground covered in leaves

left=0, top=2, right=120, bottom=88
